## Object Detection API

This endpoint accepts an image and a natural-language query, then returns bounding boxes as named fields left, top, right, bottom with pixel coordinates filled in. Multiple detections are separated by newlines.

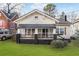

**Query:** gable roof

left=14, top=9, right=59, bottom=22
left=0, top=10, right=10, bottom=20
left=56, top=18, right=71, bottom=25
left=2, top=11, right=18, bottom=20
left=72, top=17, right=79, bottom=24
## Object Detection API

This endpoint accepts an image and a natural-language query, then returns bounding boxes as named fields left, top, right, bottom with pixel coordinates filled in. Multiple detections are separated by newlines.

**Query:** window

left=20, top=29, right=25, bottom=34
left=28, top=29, right=31, bottom=35
left=0, top=32, right=3, bottom=34
left=25, top=29, right=35, bottom=35
left=49, top=28, right=53, bottom=34
left=56, top=28, right=64, bottom=34
left=25, top=29, right=35, bottom=38
left=5, top=31, right=8, bottom=34
left=60, top=28, right=64, bottom=34
left=56, top=28, right=59, bottom=34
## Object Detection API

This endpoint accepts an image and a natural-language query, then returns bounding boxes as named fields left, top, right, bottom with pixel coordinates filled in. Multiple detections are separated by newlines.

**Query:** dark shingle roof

left=18, top=24, right=56, bottom=28
left=56, top=18, right=71, bottom=25
left=2, top=10, right=18, bottom=20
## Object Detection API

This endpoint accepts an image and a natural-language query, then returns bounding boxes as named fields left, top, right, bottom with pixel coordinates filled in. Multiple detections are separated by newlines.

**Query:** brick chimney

left=65, top=15, right=67, bottom=21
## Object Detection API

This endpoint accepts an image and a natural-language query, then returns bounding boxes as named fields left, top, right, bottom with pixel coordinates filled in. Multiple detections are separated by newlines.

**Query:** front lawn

left=0, top=40, right=79, bottom=56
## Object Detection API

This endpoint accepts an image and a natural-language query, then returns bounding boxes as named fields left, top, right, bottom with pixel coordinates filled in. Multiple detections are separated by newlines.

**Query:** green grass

left=0, top=40, right=79, bottom=56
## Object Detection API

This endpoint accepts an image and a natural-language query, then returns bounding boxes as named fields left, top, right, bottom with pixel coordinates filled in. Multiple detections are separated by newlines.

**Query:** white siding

left=16, top=12, right=55, bottom=24
left=56, top=26, right=71, bottom=39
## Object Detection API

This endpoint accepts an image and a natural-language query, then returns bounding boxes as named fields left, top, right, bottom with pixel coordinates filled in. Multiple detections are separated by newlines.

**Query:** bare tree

left=2, top=3, right=23, bottom=16
left=60, top=11, right=65, bottom=19
left=68, top=11, right=78, bottom=22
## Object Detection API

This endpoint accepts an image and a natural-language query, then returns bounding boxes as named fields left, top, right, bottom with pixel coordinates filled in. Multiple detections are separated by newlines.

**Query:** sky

left=0, top=3, right=79, bottom=16
left=20, top=3, right=79, bottom=15
left=0, top=3, right=79, bottom=20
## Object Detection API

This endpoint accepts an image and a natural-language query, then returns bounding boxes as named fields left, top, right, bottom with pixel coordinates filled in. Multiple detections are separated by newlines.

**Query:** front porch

left=16, top=24, right=69, bottom=44
left=17, top=24, right=56, bottom=39
left=18, top=28, right=56, bottom=39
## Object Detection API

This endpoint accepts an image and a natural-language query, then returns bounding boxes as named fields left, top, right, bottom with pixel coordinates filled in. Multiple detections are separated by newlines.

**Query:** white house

left=71, top=18, right=79, bottom=35
left=14, top=9, right=71, bottom=44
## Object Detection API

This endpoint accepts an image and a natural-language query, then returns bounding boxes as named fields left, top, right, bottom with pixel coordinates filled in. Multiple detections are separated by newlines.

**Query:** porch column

left=16, top=29, right=20, bottom=43
left=34, top=28, right=39, bottom=44
left=53, top=28, right=57, bottom=40
left=53, top=28, right=56, bottom=34
left=35, top=28, right=38, bottom=34
left=17, top=29, right=20, bottom=34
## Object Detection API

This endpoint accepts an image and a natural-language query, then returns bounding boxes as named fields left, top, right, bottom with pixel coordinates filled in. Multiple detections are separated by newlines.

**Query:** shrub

left=73, top=38, right=79, bottom=47
left=72, top=30, right=79, bottom=47
left=63, top=40, right=68, bottom=46
left=50, top=40, right=68, bottom=48
left=70, top=36, right=76, bottom=40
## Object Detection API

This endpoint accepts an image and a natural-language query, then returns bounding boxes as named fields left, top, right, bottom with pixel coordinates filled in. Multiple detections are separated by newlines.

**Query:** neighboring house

left=5, top=12, right=18, bottom=33
left=0, top=10, right=18, bottom=33
left=71, top=18, right=79, bottom=35
left=14, top=9, right=71, bottom=44
left=56, top=16, right=72, bottom=39
left=0, top=10, right=10, bottom=29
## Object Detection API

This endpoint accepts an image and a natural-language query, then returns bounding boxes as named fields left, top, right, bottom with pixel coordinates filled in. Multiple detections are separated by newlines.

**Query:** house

left=0, top=10, right=18, bottom=34
left=71, top=18, right=79, bottom=35
left=14, top=9, right=71, bottom=44
left=0, top=10, right=10, bottom=29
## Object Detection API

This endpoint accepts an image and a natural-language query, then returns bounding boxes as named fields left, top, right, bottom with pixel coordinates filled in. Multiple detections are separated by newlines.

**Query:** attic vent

left=35, top=16, right=38, bottom=19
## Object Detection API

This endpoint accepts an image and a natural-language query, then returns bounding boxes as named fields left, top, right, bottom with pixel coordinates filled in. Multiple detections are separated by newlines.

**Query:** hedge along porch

left=14, top=9, right=71, bottom=44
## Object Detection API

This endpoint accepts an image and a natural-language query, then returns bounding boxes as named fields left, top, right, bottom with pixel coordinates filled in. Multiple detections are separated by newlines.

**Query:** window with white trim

left=20, top=29, right=25, bottom=34
left=60, top=28, right=64, bottom=34
left=56, top=28, right=60, bottom=34
left=56, top=28, right=64, bottom=34
left=25, top=28, right=35, bottom=38
left=20, top=29, right=25, bottom=37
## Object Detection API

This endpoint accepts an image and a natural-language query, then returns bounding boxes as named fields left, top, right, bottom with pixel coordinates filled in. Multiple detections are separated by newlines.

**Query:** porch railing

left=20, top=34, right=54, bottom=39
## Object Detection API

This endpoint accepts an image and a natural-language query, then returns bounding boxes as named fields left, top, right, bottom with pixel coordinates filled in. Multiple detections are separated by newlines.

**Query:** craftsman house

left=14, top=9, right=71, bottom=44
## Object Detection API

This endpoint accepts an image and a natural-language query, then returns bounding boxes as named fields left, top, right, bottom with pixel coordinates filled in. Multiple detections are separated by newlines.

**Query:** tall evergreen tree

left=43, top=3, right=56, bottom=17
left=60, top=12, right=65, bottom=20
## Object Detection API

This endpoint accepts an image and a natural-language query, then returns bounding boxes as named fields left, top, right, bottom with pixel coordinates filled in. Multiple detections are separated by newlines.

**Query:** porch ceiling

left=18, top=24, right=56, bottom=28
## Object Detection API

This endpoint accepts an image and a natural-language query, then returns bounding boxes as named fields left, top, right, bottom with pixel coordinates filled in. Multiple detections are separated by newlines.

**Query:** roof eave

left=14, top=9, right=59, bottom=23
